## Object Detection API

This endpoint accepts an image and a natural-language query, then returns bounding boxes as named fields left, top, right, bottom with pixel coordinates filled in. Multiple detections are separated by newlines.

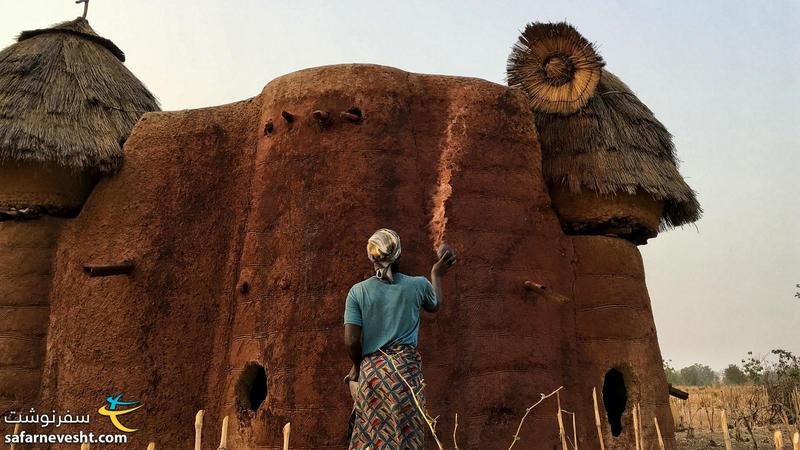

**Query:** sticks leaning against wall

left=217, top=416, right=229, bottom=450
left=1, top=388, right=713, bottom=450
left=283, top=422, right=291, bottom=450
left=556, top=392, right=568, bottom=450
left=636, top=404, right=645, bottom=450
left=632, top=403, right=641, bottom=450
left=653, top=417, right=666, bottom=450
left=144, top=412, right=228, bottom=450
left=194, top=410, right=204, bottom=450
left=571, top=410, right=578, bottom=450
left=592, top=387, right=606, bottom=450
left=9, top=423, right=19, bottom=450
left=453, top=413, right=460, bottom=450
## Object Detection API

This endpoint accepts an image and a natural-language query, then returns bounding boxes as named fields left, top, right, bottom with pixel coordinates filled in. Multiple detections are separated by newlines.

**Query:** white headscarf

left=367, top=228, right=401, bottom=282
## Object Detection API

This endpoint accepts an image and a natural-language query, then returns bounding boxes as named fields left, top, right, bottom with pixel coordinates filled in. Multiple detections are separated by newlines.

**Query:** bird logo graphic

left=97, top=393, right=143, bottom=432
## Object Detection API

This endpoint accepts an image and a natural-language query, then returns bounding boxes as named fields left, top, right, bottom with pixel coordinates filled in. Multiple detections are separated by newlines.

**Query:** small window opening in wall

left=602, top=368, right=627, bottom=437
left=235, top=362, right=268, bottom=412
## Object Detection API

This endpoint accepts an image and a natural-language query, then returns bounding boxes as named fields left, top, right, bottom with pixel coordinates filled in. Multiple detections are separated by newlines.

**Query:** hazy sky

left=3, top=1, right=798, bottom=371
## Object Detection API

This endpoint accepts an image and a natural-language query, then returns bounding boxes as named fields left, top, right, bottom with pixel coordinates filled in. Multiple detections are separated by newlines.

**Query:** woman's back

left=344, top=273, right=437, bottom=356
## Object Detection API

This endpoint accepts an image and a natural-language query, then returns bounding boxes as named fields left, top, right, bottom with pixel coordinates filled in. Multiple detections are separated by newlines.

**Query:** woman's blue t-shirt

left=343, top=273, right=437, bottom=356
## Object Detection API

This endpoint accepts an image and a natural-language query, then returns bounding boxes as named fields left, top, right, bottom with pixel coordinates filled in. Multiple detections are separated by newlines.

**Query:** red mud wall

left=0, top=218, right=62, bottom=413
left=40, top=64, right=674, bottom=449
left=39, top=99, right=261, bottom=447
left=222, top=65, right=577, bottom=449
left=571, top=236, right=675, bottom=449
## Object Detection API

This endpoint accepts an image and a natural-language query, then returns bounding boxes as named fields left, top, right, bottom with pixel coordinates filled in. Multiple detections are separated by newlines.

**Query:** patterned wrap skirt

left=348, top=345, right=426, bottom=450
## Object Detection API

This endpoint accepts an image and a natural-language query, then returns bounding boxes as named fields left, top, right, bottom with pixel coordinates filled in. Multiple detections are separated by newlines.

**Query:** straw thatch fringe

left=535, top=70, right=701, bottom=229
left=0, top=17, right=159, bottom=173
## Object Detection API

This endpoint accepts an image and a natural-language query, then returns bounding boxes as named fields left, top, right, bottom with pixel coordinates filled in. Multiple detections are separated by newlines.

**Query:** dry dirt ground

left=675, top=427, right=797, bottom=449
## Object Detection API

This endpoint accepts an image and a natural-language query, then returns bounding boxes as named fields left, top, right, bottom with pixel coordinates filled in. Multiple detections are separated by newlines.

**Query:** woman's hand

left=432, top=245, right=456, bottom=277
left=345, top=364, right=360, bottom=384
left=428, top=244, right=455, bottom=313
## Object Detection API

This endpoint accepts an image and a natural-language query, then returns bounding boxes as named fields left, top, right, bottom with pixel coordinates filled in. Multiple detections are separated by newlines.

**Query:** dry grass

left=670, top=385, right=800, bottom=449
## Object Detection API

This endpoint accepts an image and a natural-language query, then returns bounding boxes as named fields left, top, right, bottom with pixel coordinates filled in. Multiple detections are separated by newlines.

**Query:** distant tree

left=770, top=349, right=800, bottom=381
left=663, top=359, right=682, bottom=384
left=722, top=364, right=747, bottom=385
left=741, top=351, right=765, bottom=383
left=679, top=363, right=719, bottom=386
left=795, top=283, right=799, bottom=300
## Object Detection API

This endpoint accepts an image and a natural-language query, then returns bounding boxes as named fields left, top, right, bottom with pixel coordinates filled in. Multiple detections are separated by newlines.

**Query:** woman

left=344, top=228, right=455, bottom=450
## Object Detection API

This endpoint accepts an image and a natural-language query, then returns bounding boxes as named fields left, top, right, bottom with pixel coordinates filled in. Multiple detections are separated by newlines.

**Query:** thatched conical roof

left=0, top=17, right=159, bottom=173
left=507, top=22, right=701, bottom=229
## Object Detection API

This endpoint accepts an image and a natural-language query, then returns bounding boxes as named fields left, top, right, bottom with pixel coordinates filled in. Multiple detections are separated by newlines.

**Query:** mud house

left=0, top=17, right=699, bottom=450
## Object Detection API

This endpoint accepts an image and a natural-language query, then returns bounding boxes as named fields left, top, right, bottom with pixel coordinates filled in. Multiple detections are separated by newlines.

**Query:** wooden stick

left=283, top=422, right=291, bottom=450
left=507, top=386, right=564, bottom=450
left=775, top=430, right=785, bottom=449
left=194, top=410, right=204, bottom=450
left=556, top=393, right=568, bottom=450
left=83, top=261, right=134, bottom=277
left=571, top=410, right=578, bottom=450
left=557, top=412, right=568, bottom=450
left=632, top=403, right=641, bottom=450
left=147, top=443, right=155, bottom=450
left=81, top=444, right=90, bottom=450
left=10, top=423, right=19, bottom=450
left=668, top=384, right=690, bottom=400
left=523, top=281, right=570, bottom=304
left=280, top=110, right=295, bottom=123
left=381, top=349, right=444, bottom=449
left=217, top=415, right=229, bottom=450
left=592, top=388, right=605, bottom=450
left=453, top=413, right=460, bottom=450
left=791, top=431, right=799, bottom=450
left=340, top=111, right=362, bottom=123
left=312, top=110, right=330, bottom=123
left=720, top=409, right=732, bottom=450
left=654, top=417, right=665, bottom=450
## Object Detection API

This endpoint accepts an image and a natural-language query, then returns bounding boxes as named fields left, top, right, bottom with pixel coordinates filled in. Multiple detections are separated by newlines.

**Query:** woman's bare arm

left=344, top=324, right=363, bottom=381
left=427, top=249, right=456, bottom=313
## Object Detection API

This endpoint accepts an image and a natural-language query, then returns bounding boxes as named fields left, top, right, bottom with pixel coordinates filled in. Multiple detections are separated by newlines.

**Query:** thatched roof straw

left=507, top=22, right=701, bottom=229
left=0, top=17, right=159, bottom=173
left=507, top=22, right=604, bottom=115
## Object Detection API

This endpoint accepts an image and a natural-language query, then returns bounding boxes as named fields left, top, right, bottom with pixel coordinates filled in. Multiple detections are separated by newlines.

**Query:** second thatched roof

left=508, top=22, right=701, bottom=229
left=0, top=17, right=159, bottom=173
left=535, top=70, right=701, bottom=228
